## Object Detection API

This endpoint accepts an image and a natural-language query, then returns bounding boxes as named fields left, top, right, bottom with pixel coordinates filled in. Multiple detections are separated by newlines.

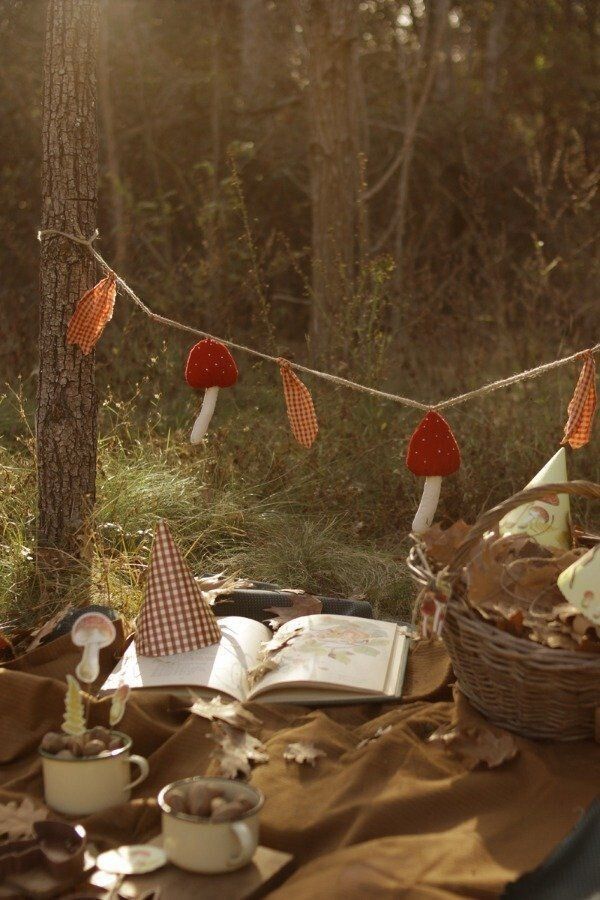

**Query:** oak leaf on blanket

left=0, top=798, right=48, bottom=840
left=209, top=721, right=269, bottom=780
left=283, top=742, right=326, bottom=766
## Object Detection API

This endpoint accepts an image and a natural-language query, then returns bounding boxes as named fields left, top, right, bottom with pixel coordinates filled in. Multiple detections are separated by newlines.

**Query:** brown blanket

left=2, top=626, right=599, bottom=898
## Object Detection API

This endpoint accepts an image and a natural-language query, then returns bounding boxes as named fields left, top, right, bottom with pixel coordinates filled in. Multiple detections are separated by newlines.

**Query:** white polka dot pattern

left=405, top=410, right=460, bottom=476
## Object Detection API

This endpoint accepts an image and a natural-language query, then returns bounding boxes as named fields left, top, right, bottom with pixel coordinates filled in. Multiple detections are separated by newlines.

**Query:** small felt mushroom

left=406, top=411, right=460, bottom=534
left=71, top=612, right=116, bottom=684
left=185, top=339, right=238, bottom=443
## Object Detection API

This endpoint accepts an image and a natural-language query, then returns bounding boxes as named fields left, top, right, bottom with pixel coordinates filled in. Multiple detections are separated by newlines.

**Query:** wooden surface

left=0, top=850, right=95, bottom=899
left=89, top=841, right=294, bottom=899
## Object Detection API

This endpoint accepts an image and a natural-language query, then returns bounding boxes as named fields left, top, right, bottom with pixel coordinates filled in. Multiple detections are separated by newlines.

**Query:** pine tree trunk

left=297, top=0, right=365, bottom=361
left=37, top=0, right=99, bottom=561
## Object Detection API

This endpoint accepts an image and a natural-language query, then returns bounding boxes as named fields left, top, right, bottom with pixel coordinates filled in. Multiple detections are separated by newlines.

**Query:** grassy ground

left=0, top=330, right=598, bottom=633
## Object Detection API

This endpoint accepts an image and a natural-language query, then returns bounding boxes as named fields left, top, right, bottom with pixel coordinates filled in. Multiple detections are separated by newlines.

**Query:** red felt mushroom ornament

left=406, top=410, right=460, bottom=534
left=185, top=339, right=238, bottom=443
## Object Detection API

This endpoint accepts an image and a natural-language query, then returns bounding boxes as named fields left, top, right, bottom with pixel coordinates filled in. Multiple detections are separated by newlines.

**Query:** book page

left=101, top=617, right=270, bottom=701
left=249, top=615, right=400, bottom=699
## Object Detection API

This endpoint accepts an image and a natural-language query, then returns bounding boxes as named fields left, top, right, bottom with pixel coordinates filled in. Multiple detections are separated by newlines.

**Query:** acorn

left=55, top=749, right=74, bottom=759
left=187, top=784, right=215, bottom=818
left=83, top=739, right=106, bottom=757
left=89, top=726, right=112, bottom=744
left=210, top=800, right=247, bottom=823
left=66, top=737, right=84, bottom=757
left=163, top=788, right=186, bottom=814
left=40, top=732, right=64, bottom=754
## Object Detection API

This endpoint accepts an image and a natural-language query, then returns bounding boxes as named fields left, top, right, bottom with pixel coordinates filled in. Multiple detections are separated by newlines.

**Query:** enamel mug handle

left=228, top=821, right=254, bottom=867
left=124, top=754, right=149, bottom=791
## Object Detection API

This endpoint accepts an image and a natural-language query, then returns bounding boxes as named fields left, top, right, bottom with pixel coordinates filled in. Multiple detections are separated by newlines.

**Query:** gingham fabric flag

left=137, top=521, right=221, bottom=657
left=278, top=358, right=319, bottom=449
left=66, top=271, right=117, bottom=355
left=561, top=353, right=597, bottom=450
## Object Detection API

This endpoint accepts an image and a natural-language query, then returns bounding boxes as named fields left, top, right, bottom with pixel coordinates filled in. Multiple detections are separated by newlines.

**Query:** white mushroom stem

left=412, top=476, right=442, bottom=534
left=75, top=642, right=101, bottom=684
left=190, top=386, right=219, bottom=444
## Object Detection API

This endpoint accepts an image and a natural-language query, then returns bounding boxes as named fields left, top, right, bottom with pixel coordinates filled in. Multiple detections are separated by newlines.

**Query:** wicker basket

left=411, top=481, right=600, bottom=741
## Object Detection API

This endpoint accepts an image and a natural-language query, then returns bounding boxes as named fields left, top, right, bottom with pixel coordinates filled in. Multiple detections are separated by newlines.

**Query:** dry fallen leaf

left=428, top=723, right=518, bottom=770
left=356, top=724, right=392, bottom=750
left=26, top=604, right=72, bottom=652
left=265, top=591, right=323, bottom=630
left=247, top=655, right=280, bottom=690
left=209, top=722, right=269, bottom=779
left=190, top=696, right=261, bottom=730
left=283, top=741, right=326, bottom=766
left=465, top=537, right=513, bottom=620
left=0, top=798, right=48, bottom=839
left=195, top=573, right=253, bottom=606
left=421, top=520, right=472, bottom=566
left=261, top=624, right=303, bottom=656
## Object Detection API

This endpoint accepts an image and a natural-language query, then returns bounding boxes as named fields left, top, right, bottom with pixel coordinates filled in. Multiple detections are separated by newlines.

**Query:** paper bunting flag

left=278, top=359, right=318, bottom=448
left=557, top=543, right=600, bottom=625
left=499, top=447, right=571, bottom=550
left=66, top=271, right=117, bottom=354
left=561, top=353, right=597, bottom=449
left=137, top=521, right=221, bottom=657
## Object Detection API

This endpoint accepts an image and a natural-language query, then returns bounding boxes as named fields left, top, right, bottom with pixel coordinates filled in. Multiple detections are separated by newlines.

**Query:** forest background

left=0, top=0, right=598, bottom=624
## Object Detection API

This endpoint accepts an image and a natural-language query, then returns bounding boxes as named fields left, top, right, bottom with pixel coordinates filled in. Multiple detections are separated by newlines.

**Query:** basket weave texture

left=417, top=481, right=600, bottom=741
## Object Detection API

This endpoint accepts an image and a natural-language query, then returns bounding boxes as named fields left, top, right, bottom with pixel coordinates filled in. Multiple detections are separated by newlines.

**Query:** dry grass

left=0, top=344, right=598, bottom=634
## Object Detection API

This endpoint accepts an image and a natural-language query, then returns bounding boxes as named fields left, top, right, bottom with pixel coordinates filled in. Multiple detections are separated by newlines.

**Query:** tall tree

left=296, top=0, right=366, bottom=361
left=37, top=0, right=100, bottom=562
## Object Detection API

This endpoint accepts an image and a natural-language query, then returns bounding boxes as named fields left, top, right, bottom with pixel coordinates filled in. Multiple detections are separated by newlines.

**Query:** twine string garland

left=38, top=228, right=600, bottom=413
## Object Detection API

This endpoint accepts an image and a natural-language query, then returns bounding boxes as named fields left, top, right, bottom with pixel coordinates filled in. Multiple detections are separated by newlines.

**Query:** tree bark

left=296, top=0, right=365, bottom=361
left=98, top=0, right=127, bottom=272
left=37, top=0, right=99, bottom=560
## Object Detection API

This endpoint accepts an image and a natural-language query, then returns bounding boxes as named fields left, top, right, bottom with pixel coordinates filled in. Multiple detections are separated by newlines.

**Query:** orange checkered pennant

left=561, top=352, right=597, bottom=450
left=277, top=358, right=319, bottom=449
left=66, top=271, right=117, bottom=355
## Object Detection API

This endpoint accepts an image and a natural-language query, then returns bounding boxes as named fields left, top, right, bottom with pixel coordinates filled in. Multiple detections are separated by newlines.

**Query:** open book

left=101, top=615, right=411, bottom=705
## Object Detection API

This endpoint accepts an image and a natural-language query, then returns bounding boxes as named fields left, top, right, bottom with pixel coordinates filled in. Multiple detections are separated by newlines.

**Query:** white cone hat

left=557, top=544, right=600, bottom=625
left=137, top=521, right=221, bottom=657
left=499, top=447, right=571, bottom=549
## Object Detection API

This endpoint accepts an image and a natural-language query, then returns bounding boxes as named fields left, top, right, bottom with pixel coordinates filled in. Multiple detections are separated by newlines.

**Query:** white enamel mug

left=158, top=777, right=264, bottom=874
left=40, top=731, right=149, bottom=816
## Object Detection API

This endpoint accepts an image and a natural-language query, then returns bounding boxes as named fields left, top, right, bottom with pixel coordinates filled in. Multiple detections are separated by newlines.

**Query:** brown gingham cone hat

left=136, top=521, right=221, bottom=656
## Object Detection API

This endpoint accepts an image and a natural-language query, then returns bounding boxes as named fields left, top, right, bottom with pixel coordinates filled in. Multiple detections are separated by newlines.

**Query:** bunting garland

left=561, top=353, right=597, bottom=449
left=66, top=271, right=117, bottom=355
left=45, top=228, right=599, bottom=458
left=278, top=358, right=319, bottom=448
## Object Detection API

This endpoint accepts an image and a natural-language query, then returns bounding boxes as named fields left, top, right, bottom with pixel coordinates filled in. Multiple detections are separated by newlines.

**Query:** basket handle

left=448, top=480, right=600, bottom=577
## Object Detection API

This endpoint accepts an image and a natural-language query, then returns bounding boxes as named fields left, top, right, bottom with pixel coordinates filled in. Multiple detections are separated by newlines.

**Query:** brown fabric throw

left=1, top=628, right=599, bottom=898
